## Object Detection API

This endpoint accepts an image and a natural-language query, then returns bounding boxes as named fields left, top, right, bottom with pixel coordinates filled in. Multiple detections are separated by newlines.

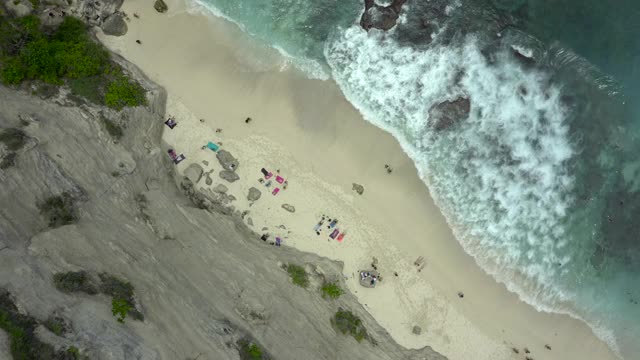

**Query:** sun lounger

left=206, top=141, right=219, bottom=152
left=174, top=154, right=186, bottom=164
left=329, top=229, right=339, bottom=239
left=276, top=175, right=284, bottom=184
left=272, top=187, right=280, bottom=196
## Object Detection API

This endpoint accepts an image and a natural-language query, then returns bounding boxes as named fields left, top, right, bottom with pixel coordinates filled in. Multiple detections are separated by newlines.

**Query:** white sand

left=98, top=1, right=619, bottom=359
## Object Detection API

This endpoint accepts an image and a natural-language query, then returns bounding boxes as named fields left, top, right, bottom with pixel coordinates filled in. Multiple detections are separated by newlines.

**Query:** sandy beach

left=98, top=1, right=619, bottom=359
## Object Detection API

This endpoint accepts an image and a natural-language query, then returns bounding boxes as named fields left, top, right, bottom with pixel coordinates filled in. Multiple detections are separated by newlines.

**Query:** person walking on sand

left=385, top=164, right=393, bottom=174
left=245, top=117, right=252, bottom=124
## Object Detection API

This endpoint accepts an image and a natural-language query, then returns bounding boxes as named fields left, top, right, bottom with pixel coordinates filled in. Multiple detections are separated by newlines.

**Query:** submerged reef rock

left=428, top=97, right=471, bottom=131
left=360, top=0, right=408, bottom=31
left=154, top=0, right=168, bottom=13
left=101, top=13, right=128, bottom=36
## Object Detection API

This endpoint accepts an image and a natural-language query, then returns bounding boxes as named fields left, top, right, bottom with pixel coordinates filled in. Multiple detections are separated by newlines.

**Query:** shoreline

left=98, top=1, right=619, bottom=359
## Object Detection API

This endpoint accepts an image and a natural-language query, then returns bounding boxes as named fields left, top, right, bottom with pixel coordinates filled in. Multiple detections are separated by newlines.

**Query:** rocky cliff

left=0, top=20, right=446, bottom=360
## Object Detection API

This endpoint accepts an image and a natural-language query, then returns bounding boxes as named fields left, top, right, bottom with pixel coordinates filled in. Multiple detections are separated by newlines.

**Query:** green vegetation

left=285, top=264, right=309, bottom=288
left=104, top=74, right=146, bottom=110
left=37, top=192, right=78, bottom=228
left=43, top=316, right=68, bottom=336
left=53, top=271, right=98, bottom=295
left=0, top=13, right=146, bottom=108
left=331, top=308, right=368, bottom=342
left=111, top=297, right=130, bottom=323
left=237, top=339, right=266, bottom=360
left=0, top=288, right=74, bottom=359
left=320, top=281, right=343, bottom=300
left=99, top=273, right=144, bottom=321
left=0, top=127, right=27, bottom=151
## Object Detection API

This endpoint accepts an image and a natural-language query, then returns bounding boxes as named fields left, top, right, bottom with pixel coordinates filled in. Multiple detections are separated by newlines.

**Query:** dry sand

left=98, top=1, right=619, bottom=359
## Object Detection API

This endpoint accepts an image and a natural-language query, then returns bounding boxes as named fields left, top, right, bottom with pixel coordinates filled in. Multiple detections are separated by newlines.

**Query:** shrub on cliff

left=37, top=192, right=78, bottom=228
left=53, top=271, right=98, bottom=295
left=285, top=264, right=309, bottom=288
left=320, top=281, right=343, bottom=299
left=331, top=308, right=368, bottom=342
left=105, top=75, right=147, bottom=110
left=0, top=13, right=145, bottom=109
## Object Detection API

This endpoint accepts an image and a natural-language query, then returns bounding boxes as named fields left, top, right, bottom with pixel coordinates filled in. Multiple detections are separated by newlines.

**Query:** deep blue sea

left=191, top=0, right=640, bottom=357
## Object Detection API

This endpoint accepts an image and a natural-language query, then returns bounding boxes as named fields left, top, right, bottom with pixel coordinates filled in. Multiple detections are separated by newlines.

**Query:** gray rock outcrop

left=184, top=163, right=204, bottom=184
left=219, top=169, right=240, bottom=183
left=0, top=43, right=446, bottom=360
left=281, top=203, right=295, bottom=213
left=247, top=187, right=261, bottom=201
left=352, top=183, right=365, bottom=195
left=101, top=13, right=128, bottom=36
left=360, top=0, right=408, bottom=31
left=216, top=149, right=239, bottom=171
left=154, top=0, right=168, bottom=13
left=413, top=325, right=422, bottom=335
left=428, top=97, right=471, bottom=131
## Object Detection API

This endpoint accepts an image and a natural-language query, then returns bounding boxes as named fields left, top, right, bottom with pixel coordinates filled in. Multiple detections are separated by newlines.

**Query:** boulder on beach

left=213, top=184, right=228, bottom=193
left=154, top=0, right=168, bottom=13
left=247, top=187, right=262, bottom=201
left=101, top=13, right=128, bottom=36
left=281, top=204, right=295, bottom=213
left=184, top=163, right=203, bottom=184
left=352, top=183, right=364, bottom=195
left=216, top=150, right=239, bottom=172
left=412, top=325, right=422, bottom=335
left=219, top=170, right=239, bottom=183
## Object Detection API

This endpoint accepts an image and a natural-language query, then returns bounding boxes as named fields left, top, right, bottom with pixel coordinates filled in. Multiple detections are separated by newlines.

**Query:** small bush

left=99, top=273, right=144, bottom=321
left=43, top=315, right=69, bottom=336
left=111, top=297, right=130, bottom=323
left=37, top=192, right=78, bottom=228
left=286, top=264, right=309, bottom=288
left=101, top=115, right=123, bottom=140
left=237, top=339, right=266, bottom=360
left=104, top=75, right=146, bottom=110
left=332, top=308, right=368, bottom=342
left=53, top=271, right=98, bottom=295
left=0, top=128, right=27, bottom=151
left=0, top=152, right=17, bottom=169
left=321, top=282, right=343, bottom=300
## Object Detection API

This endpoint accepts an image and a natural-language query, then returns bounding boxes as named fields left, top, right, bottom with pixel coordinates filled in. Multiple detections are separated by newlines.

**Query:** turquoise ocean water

left=191, top=0, right=640, bottom=357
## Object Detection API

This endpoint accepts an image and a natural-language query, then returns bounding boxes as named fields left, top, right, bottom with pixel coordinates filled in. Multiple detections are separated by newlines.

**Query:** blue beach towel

left=207, top=142, right=219, bottom=152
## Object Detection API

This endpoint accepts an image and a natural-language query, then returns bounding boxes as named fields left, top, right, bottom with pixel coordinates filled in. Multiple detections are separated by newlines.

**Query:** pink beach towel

left=265, top=172, right=273, bottom=180
left=337, top=232, right=346, bottom=242
left=272, top=187, right=280, bottom=195
left=276, top=175, right=284, bottom=184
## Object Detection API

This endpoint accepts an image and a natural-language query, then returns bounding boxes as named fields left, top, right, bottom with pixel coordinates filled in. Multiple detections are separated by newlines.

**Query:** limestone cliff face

left=0, top=60, right=446, bottom=360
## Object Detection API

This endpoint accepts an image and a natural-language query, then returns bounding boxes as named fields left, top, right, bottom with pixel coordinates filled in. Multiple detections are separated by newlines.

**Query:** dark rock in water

left=428, top=97, right=471, bottom=131
left=184, top=163, right=203, bottom=184
left=512, top=47, right=536, bottom=67
left=216, top=150, right=239, bottom=172
left=412, top=325, right=422, bottom=335
left=101, top=13, right=128, bottom=36
left=154, top=0, right=168, bottom=13
left=219, top=170, right=239, bottom=183
left=352, top=183, right=364, bottom=195
left=360, top=0, right=408, bottom=32
left=247, top=187, right=261, bottom=202
left=281, top=204, right=295, bottom=213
